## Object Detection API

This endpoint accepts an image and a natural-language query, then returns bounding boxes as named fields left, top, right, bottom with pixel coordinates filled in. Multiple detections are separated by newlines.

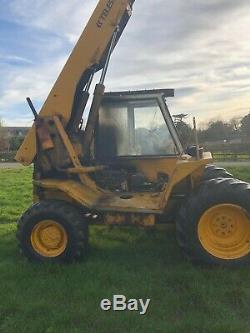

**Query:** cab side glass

left=96, top=99, right=177, bottom=160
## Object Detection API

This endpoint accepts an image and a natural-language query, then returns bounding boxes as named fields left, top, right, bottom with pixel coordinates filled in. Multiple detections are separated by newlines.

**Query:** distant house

left=5, top=127, right=29, bottom=138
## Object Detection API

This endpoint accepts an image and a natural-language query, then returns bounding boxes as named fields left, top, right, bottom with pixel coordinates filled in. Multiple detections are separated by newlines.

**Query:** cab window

left=96, top=99, right=177, bottom=160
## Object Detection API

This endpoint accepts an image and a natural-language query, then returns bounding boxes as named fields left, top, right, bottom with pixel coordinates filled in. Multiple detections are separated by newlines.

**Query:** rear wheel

left=201, top=164, right=233, bottom=181
left=176, top=178, right=250, bottom=266
left=198, top=204, right=249, bottom=259
left=17, top=200, right=88, bottom=263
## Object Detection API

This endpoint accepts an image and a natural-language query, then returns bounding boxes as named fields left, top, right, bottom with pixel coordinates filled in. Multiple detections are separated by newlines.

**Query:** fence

left=201, top=142, right=250, bottom=161
left=212, top=152, right=250, bottom=161
left=0, top=151, right=16, bottom=162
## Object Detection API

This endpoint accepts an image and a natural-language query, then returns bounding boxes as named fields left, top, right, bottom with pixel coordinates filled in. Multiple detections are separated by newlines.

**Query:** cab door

left=94, top=93, right=183, bottom=192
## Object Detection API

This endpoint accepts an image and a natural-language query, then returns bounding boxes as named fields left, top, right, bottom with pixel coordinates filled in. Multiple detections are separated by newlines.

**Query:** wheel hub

left=31, top=220, right=68, bottom=257
left=198, top=204, right=250, bottom=259
left=211, top=214, right=237, bottom=237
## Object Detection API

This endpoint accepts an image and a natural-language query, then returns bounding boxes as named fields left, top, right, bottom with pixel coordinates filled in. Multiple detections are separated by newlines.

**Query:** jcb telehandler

left=15, top=0, right=250, bottom=265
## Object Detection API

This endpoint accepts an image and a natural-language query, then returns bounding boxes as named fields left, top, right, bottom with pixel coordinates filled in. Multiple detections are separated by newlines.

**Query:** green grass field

left=213, top=153, right=250, bottom=161
left=0, top=167, right=249, bottom=333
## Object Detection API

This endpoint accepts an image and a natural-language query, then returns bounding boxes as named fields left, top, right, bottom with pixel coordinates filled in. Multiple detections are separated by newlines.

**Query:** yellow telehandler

left=15, top=0, right=250, bottom=265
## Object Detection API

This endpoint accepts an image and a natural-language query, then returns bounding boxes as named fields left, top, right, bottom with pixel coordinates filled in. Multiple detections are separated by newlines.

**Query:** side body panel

left=34, top=153, right=213, bottom=215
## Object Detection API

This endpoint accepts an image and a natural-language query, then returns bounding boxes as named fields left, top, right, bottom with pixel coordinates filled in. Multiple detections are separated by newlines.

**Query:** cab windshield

left=96, top=98, right=177, bottom=159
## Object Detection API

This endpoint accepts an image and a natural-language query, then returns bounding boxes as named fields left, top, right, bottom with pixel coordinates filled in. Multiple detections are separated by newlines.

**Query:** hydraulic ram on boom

left=16, top=0, right=134, bottom=165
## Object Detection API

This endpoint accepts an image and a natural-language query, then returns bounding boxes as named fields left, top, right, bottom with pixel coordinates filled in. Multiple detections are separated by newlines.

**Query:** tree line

left=174, top=112, right=250, bottom=147
left=1, top=112, right=250, bottom=153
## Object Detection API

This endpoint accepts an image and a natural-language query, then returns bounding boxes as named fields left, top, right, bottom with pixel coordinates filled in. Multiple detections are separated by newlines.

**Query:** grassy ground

left=0, top=167, right=249, bottom=333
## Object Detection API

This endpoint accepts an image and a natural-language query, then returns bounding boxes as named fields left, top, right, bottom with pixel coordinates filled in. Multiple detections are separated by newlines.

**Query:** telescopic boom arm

left=16, top=0, right=135, bottom=165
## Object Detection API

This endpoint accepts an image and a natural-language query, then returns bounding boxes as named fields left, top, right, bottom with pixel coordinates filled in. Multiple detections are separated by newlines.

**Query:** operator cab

left=91, top=89, right=184, bottom=193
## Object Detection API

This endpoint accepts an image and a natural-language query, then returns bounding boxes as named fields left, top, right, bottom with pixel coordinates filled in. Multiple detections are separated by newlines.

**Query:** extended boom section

left=16, top=0, right=134, bottom=165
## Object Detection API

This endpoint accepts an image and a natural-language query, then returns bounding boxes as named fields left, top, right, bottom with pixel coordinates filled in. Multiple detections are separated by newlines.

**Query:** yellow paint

left=198, top=204, right=250, bottom=259
left=34, top=179, right=102, bottom=208
left=31, top=220, right=68, bottom=257
left=104, top=213, right=155, bottom=226
left=53, top=115, right=100, bottom=189
left=16, top=0, right=131, bottom=165
left=35, top=178, right=161, bottom=213
left=131, top=214, right=155, bottom=227
left=160, top=152, right=213, bottom=209
left=33, top=153, right=212, bottom=216
left=105, top=214, right=125, bottom=225
left=66, top=166, right=106, bottom=174
left=129, top=158, right=178, bottom=181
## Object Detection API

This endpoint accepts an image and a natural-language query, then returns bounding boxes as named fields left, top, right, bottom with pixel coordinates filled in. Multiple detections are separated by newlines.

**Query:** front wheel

left=17, top=200, right=89, bottom=263
left=176, top=178, right=250, bottom=266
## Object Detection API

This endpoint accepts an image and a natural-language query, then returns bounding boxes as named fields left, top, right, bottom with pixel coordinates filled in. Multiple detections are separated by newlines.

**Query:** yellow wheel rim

left=198, top=204, right=250, bottom=260
left=31, top=220, right=68, bottom=257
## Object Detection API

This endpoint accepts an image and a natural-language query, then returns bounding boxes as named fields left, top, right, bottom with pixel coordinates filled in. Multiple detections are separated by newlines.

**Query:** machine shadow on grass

left=89, top=225, right=183, bottom=266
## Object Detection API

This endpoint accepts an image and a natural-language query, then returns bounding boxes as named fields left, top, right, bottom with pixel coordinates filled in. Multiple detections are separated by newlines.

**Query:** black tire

left=201, top=164, right=233, bottom=182
left=17, top=200, right=88, bottom=263
left=176, top=178, right=250, bottom=266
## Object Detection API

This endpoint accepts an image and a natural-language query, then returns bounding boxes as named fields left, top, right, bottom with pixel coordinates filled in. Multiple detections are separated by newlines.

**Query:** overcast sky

left=0, top=0, right=250, bottom=127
